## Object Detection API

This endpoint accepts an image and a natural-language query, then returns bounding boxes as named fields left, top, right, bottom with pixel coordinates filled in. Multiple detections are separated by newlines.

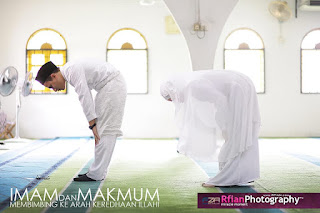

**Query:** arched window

left=301, top=29, right=320, bottom=93
left=224, top=28, right=265, bottom=93
left=26, top=28, right=67, bottom=94
left=107, top=28, right=148, bottom=94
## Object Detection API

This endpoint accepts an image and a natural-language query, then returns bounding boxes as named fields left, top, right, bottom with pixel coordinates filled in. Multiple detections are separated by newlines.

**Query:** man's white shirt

left=60, top=58, right=120, bottom=122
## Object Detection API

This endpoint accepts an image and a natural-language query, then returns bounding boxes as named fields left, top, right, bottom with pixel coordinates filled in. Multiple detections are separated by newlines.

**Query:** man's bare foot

left=202, top=183, right=215, bottom=188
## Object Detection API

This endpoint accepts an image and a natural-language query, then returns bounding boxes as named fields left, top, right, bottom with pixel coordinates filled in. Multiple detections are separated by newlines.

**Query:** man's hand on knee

left=89, top=119, right=100, bottom=145
left=92, top=126, right=100, bottom=145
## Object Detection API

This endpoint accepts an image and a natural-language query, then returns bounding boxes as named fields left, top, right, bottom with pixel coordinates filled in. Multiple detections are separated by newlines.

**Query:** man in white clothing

left=160, top=70, right=260, bottom=187
left=36, top=58, right=127, bottom=181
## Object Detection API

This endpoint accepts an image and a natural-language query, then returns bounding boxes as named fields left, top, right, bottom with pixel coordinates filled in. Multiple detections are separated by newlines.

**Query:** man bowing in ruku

left=36, top=58, right=127, bottom=181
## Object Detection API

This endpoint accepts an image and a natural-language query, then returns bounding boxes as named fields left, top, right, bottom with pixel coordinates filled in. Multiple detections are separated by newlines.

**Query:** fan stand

left=3, top=88, right=32, bottom=143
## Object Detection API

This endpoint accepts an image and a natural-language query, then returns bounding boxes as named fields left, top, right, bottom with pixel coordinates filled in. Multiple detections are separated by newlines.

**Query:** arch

left=26, top=28, right=67, bottom=50
left=107, top=28, right=147, bottom=49
left=225, top=28, right=264, bottom=50
left=301, top=28, right=320, bottom=49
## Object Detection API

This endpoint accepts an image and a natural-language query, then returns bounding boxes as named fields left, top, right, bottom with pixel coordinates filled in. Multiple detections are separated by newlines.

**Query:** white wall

left=2, top=0, right=320, bottom=138
left=214, top=0, right=320, bottom=137
left=0, top=0, right=192, bottom=139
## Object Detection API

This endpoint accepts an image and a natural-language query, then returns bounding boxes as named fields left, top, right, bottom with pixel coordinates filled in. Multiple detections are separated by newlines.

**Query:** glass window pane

left=301, top=29, right=320, bottom=49
left=108, top=29, right=147, bottom=49
left=27, top=29, right=66, bottom=50
left=225, top=50, right=265, bottom=93
left=225, top=29, right=264, bottom=49
left=32, top=80, right=46, bottom=91
left=301, top=50, right=320, bottom=93
left=50, top=54, right=64, bottom=65
left=30, top=66, right=40, bottom=79
left=31, top=54, right=45, bottom=65
left=108, top=50, right=147, bottom=93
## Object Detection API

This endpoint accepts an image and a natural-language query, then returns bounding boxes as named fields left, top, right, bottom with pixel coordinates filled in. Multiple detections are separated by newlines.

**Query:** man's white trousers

left=87, top=135, right=117, bottom=180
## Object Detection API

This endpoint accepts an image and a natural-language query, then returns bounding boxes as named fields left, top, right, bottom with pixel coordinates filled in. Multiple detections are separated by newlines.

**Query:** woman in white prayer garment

left=160, top=70, right=261, bottom=187
left=36, top=58, right=127, bottom=181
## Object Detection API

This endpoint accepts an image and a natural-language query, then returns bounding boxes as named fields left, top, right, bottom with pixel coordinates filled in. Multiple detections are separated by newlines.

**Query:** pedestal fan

left=0, top=66, right=32, bottom=143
